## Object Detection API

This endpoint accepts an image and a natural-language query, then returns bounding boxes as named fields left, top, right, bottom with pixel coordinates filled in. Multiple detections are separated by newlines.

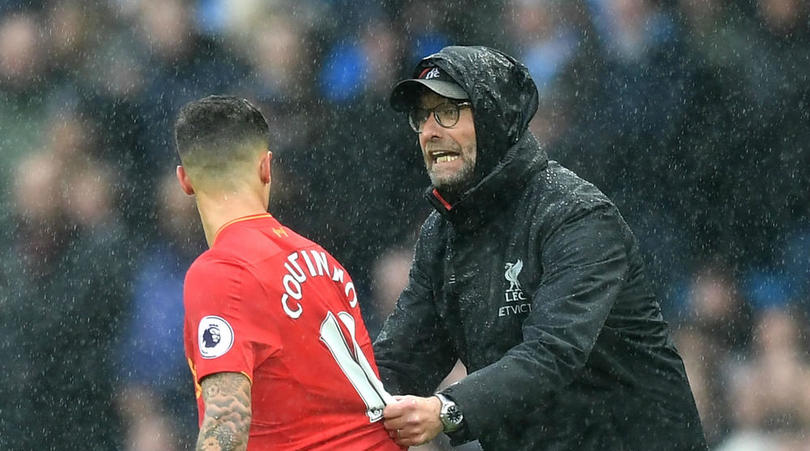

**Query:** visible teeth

left=436, top=155, right=459, bottom=163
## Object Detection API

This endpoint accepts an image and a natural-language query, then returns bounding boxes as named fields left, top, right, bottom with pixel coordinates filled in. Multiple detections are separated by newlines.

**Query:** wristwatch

left=435, top=393, right=464, bottom=433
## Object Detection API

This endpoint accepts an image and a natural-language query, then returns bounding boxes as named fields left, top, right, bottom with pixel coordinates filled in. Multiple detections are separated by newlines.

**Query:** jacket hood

left=409, top=46, right=541, bottom=182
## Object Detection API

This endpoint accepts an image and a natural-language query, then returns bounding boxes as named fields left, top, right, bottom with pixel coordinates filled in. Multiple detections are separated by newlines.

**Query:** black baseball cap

left=390, top=66, right=469, bottom=112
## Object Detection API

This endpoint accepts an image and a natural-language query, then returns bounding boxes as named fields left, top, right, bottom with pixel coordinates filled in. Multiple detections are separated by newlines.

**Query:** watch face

left=439, top=396, right=463, bottom=433
left=446, top=405, right=463, bottom=424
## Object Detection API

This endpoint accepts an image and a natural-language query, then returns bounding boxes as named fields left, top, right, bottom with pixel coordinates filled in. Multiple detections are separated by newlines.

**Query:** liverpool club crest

left=504, top=259, right=526, bottom=303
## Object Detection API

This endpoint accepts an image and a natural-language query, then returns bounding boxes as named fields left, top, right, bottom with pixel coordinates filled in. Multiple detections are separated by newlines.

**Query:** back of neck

left=195, top=192, right=268, bottom=247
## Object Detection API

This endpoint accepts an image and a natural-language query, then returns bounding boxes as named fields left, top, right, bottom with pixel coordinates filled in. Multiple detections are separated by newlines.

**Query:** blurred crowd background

left=0, top=0, right=809, bottom=449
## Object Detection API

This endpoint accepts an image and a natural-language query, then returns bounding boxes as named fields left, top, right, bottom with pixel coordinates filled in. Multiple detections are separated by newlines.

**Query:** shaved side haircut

left=175, top=95, right=270, bottom=188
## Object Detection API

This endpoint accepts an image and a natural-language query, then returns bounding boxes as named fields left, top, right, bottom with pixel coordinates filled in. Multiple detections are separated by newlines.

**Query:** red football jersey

left=183, top=213, right=401, bottom=450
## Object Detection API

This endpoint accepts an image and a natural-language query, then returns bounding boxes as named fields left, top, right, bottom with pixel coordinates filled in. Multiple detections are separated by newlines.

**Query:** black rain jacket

left=373, top=46, right=707, bottom=451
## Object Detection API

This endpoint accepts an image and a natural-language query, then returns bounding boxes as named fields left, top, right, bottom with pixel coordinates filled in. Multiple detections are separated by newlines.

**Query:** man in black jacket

left=375, top=46, right=707, bottom=451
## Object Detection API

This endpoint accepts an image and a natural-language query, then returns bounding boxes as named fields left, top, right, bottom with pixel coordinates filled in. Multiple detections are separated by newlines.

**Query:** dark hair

left=174, top=95, right=270, bottom=169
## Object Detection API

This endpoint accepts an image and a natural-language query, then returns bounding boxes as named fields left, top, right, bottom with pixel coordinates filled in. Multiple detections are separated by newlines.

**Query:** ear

left=176, top=165, right=195, bottom=195
left=259, top=150, right=273, bottom=184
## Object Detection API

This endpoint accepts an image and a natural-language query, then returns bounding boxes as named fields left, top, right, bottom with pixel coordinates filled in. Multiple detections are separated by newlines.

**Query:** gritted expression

left=416, top=91, right=477, bottom=195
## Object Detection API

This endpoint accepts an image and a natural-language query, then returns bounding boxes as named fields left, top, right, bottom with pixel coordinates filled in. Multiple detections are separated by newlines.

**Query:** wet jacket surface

left=373, top=46, right=707, bottom=451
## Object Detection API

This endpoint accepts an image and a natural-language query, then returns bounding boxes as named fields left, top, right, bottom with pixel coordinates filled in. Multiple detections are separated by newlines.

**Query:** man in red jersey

left=173, top=95, right=402, bottom=451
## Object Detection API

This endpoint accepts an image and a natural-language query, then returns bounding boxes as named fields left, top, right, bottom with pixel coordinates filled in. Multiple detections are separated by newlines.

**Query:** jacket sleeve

left=441, top=203, right=631, bottom=440
left=373, top=231, right=457, bottom=396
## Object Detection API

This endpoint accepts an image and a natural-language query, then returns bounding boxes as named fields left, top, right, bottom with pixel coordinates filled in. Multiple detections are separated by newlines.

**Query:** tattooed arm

left=196, top=372, right=252, bottom=451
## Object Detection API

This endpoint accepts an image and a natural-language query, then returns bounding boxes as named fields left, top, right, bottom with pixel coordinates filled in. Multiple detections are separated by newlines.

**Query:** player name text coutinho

left=280, top=250, right=357, bottom=319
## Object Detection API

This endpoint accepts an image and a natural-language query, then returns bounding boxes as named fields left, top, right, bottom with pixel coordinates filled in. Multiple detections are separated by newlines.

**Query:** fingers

left=382, top=394, right=419, bottom=425
left=383, top=401, right=405, bottom=419
left=382, top=395, right=419, bottom=429
left=382, top=395, right=442, bottom=447
left=387, top=426, right=432, bottom=447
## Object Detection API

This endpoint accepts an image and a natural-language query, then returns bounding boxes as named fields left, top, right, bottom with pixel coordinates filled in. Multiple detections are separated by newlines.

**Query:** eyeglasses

left=408, top=101, right=472, bottom=133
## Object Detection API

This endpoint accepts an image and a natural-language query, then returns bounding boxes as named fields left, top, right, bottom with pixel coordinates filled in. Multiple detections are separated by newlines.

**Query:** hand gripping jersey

left=183, top=214, right=400, bottom=450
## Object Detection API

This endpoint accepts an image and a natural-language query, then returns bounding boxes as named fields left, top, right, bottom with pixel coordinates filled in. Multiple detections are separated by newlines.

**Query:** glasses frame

left=408, top=101, right=472, bottom=133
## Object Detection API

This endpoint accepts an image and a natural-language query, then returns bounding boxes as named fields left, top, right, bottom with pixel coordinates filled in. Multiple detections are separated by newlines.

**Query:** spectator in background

left=567, top=0, right=700, bottom=308
left=0, top=150, right=62, bottom=449
left=677, top=0, right=809, bottom=268
left=505, top=0, right=589, bottom=102
left=0, top=10, right=50, bottom=224
left=669, top=0, right=754, bottom=272
left=682, top=262, right=752, bottom=356
left=367, top=245, right=415, bottom=338
left=502, top=0, right=599, bottom=166
left=117, top=173, right=205, bottom=451
left=0, top=11, right=42, bottom=92
left=719, top=307, right=810, bottom=450
left=131, top=0, right=247, bottom=231
left=304, top=14, right=427, bottom=313
left=5, top=145, right=133, bottom=449
left=673, top=261, right=752, bottom=447
left=231, top=11, right=324, bottom=236
left=392, top=0, right=451, bottom=63
left=676, top=0, right=748, bottom=70
left=367, top=243, right=479, bottom=451
left=742, top=0, right=810, bottom=261
left=228, top=6, right=317, bottom=104
left=44, top=0, right=100, bottom=85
